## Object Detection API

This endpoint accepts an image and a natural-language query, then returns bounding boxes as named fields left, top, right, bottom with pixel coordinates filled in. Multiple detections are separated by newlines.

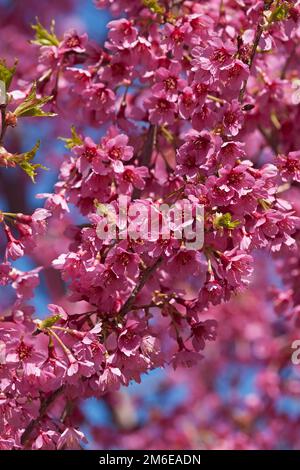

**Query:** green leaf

left=213, top=212, right=240, bottom=230
left=59, top=125, right=83, bottom=149
left=269, top=2, right=290, bottom=22
left=31, top=18, right=59, bottom=47
left=13, top=140, right=48, bottom=182
left=13, top=83, right=56, bottom=118
left=0, top=58, right=17, bottom=90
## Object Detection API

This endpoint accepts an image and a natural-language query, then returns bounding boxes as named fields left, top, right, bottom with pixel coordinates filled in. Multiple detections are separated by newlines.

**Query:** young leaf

left=31, top=18, right=59, bottom=47
left=213, top=212, right=240, bottom=231
left=13, top=140, right=48, bottom=182
left=59, top=125, right=83, bottom=149
left=13, top=83, right=56, bottom=118
left=0, top=58, right=17, bottom=90
left=270, top=2, right=290, bottom=22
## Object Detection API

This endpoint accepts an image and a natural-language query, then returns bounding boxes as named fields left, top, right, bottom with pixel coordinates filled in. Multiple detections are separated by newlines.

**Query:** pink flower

left=217, top=141, right=246, bottom=167
left=73, top=137, right=106, bottom=174
left=277, top=151, right=300, bottom=182
left=6, top=240, right=24, bottom=260
left=99, top=134, right=133, bottom=173
left=178, top=87, right=197, bottom=119
left=190, top=319, right=218, bottom=351
left=153, top=62, right=186, bottom=98
left=176, top=130, right=216, bottom=177
left=118, top=320, right=142, bottom=357
left=166, top=250, right=203, bottom=279
left=145, top=93, right=177, bottom=126
left=31, top=209, right=51, bottom=234
left=192, top=38, right=236, bottom=79
left=217, top=249, right=253, bottom=287
left=12, top=268, right=41, bottom=301
left=220, top=60, right=249, bottom=94
left=163, top=22, right=192, bottom=58
left=83, top=83, right=115, bottom=116
left=37, top=192, right=70, bottom=216
left=107, top=19, right=137, bottom=48
left=218, top=163, right=256, bottom=198
left=107, top=246, right=140, bottom=279
left=0, top=263, right=10, bottom=286
left=64, top=67, right=91, bottom=93
left=96, top=365, right=124, bottom=392
left=222, top=100, right=244, bottom=136
left=59, top=30, right=88, bottom=54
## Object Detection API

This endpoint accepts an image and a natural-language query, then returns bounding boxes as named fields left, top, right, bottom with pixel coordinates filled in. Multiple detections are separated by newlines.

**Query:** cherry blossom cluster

left=0, top=0, right=300, bottom=450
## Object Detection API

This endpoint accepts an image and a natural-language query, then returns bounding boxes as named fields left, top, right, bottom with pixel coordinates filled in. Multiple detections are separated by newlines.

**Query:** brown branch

left=118, top=256, right=163, bottom=317
left=140, top=124, right=157, bottom=167
left=132, top=124, right=157, bottom=200
left=258, top=124, right=279, bottom=154
left=0, top=104, right=7, bottom=144
left=21, top=385, right=64, bottom=447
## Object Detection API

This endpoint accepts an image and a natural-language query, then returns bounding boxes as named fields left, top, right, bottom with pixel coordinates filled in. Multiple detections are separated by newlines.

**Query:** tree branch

left=239, top=1, right=272, bottom=103
left=119, top=256, right=163, bottom=317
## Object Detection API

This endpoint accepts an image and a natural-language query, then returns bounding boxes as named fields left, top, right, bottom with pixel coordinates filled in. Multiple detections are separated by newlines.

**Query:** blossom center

left=82, top=147, right=97, bottom=161
left=286, top=158, right=300, bottom=173
left=16, top=341, right=33, bottom=360
left=123, top=170, right=134, bottom=182
left=109, top=147, right=122, bottom=160
left=164, top=77, right=177, bottom=91
left=156, top=98, right=171, bottom=112
left=65, top=36, right=81, bottom=49
left=227, top=171, right=243, bottom=185
left=212, top=49, right=229, bottom=64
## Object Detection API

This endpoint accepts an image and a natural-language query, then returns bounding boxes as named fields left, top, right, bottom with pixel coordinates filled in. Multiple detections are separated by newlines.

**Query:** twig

left=139, top=124, right=157, bottom=167
left=258, top=124, right=278, bottom=154
left=239, top=1, right=272, bottom=103
left=132, top=124, right=157, bottom=199
left=280, top=43, right=297, bottom=80
left=0, top=104, right=7, bottom=144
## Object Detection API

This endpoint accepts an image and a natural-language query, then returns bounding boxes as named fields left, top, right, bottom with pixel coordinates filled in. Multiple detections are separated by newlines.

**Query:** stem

left=239, top=1, right=272, bottom=103
left=207, top=94, right=225, bottom=105
left=60, top=400, right=74, bottom=424
left=219, top=0, right=225, bottom=22
left=140, top=124, right=157, bottom=167
left=21, top=386, right=64, bottom=446
left=132, top=124, right=157, bottom=199
left=118, top=256, right=163, bottom=317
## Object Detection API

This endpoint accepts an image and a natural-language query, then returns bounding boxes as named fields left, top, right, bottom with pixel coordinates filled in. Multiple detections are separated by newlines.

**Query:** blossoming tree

left=1, top=0, right=300, bottom=450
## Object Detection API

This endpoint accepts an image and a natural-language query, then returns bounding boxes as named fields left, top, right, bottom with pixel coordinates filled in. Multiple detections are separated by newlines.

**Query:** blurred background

left=1, top=0, right=300, bottom=450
